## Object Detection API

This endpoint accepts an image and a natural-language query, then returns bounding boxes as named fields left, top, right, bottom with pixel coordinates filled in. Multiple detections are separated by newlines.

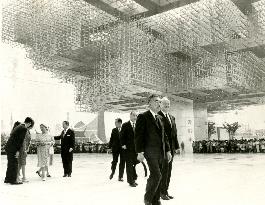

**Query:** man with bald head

left=120, top=111, right=138, bottom=187
left=158, top=97, right=179, bottom=200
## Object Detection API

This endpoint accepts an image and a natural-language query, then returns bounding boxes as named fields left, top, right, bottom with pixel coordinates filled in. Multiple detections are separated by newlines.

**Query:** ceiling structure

left=2, top=0, right=265, bottom=112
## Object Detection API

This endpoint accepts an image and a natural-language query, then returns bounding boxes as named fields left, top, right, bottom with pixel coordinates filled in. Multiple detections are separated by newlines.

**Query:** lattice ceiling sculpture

left=2, top=0, right=265, bottom=112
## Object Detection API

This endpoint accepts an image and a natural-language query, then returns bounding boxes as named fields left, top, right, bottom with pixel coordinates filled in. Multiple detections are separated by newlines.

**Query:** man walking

left=135, top=94, right=172, bottom=205
left=108, top=118, right=125, bottom=181
left=54, top=121, right=75, bottom=177
left=158, top=97, right=179, bottom=200
left=120, top=111, right=138, bottom=187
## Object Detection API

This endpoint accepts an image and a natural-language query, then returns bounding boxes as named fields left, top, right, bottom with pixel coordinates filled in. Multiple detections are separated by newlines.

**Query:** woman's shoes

left=36, top=171, right=41, bottom=177
left=22, top=178, right=29, bottom=183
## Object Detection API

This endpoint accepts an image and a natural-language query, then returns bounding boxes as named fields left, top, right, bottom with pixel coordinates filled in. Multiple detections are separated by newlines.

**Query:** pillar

left=169, top=96, right=194, bottom=153
left=97, top=110, right=107, bottom=143
left=193, top=103, right=208, bottom=141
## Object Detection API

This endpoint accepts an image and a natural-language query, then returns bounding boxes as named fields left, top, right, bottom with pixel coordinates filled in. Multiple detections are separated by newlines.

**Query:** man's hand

left=69, top=148, right=73, bottom=152
left=122, top=145, right=127, bottom=149
left=175, top=149, right=180, bottom=155
left=137, top=152, right=144, bottom=162
left=167, top=151, right=172, bottom=162
left=15, top=151, right=19, bottom=158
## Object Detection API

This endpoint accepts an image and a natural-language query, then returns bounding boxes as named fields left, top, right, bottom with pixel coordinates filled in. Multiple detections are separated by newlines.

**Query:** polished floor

left=1, top=153, right=265, bottom=205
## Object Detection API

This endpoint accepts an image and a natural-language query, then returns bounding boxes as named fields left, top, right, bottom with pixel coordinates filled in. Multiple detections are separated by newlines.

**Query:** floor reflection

left=1, top=153, right=265, bottom=205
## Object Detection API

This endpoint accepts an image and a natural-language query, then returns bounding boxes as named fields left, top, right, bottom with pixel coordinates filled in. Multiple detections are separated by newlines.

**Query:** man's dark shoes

left=36, top=171, right=41, bottom=177
left=118, top=177, right=124, bottom=182
left=129, top=182, right=137, bottom=187
left=47, top=174, right=51, bottom=177
left=10, top=181, right=23, bottom=185
left=160, top=194, right=170, bottom=200
left=68, top=174, right=71, bottom=177
left=167, top=194, right=174, bottom=199
left=63, top=174, right=68, bottom=177
left=109, top=173, right=114, bottom=180
left=144, top=200, right=152, bottom=205
left=153, top=201, right=162, bottom=205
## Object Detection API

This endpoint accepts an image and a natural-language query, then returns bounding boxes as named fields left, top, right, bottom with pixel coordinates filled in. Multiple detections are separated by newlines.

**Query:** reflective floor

left=1, top=153, right=265, bottom=205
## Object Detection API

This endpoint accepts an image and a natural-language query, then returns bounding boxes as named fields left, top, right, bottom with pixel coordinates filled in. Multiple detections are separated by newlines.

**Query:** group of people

left=4, top=94, right=178, bottom=205
left=108, top=95, right=179, bottom=205
left=193, top=138, right=265, bottom=153
left=4, top=119, right=75, bottom=184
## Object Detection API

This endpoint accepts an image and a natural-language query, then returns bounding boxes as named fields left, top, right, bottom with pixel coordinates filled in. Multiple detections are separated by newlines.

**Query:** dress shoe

left=153, top=201, right=162, bottom=205
left=144, top=200, right=152, bottom=205
left=47, top=174, right=51, bottom=177
left=22, top=178, right=29, bottom=183
left=68, top=174, right=71, bottom=177
left=118, top=177, right=124, bottom=182
left=36, top=171, right=41, bottom=177
left=63, top=174, right=68, bottom=177
left=129, top=182, right=137, bottom=187
left=160, top=194, right=170, bottom=200
left=167, top=194, right=174, bottom=199
left=10, top=181, right=23, bottom=185
left=134, top=182, right=138, bottom=186
left=109, top=173, right=114, bottom=180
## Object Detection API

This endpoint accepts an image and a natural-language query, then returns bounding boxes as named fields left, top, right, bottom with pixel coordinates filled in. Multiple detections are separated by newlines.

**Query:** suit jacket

left=134, top=110, right=170, bottom=158
left=55, top=128, right=75, bottom=155
left=5, top=124, right=28, bottom=153
left=108, top=127, right=122, bottom=153
left=120, top=121, right=136, bottom=152
left=158, top=111, right=179, bottom=155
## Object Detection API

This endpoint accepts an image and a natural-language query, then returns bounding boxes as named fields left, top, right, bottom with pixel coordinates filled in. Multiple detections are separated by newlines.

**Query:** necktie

left=132, top=123, right=135, bottom=132
left=166, top=114, right=172, bottom=126
left=155, top=115, right=160, bottom=128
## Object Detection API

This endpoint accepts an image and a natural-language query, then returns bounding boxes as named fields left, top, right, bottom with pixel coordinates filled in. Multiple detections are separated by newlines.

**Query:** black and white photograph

left=1, top=0, right=265, bottom=204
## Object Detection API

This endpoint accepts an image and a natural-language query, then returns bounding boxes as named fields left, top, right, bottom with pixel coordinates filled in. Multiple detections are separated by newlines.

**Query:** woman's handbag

left=49, top=146, right=54, bottom=155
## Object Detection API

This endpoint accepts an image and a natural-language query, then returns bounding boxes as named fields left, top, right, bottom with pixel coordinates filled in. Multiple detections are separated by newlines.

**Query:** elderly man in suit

left=54, top=121, right=75, bottom=177
left=135, top=94, right=172, bottom=205
left=108, top=118, right=125, bottom=181
left=4, top=117, right=34, bottom=185
left=158, top=97, right=179, bottom=200
left=120, top=111, right=138, bottom=187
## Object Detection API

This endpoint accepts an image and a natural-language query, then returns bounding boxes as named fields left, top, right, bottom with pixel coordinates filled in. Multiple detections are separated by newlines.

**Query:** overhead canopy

left=2, top=0, right=265, bottom=113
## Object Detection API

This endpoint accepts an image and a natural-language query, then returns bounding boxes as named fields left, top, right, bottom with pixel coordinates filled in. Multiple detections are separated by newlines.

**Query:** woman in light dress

left=36, top=124, right=54, bottom=181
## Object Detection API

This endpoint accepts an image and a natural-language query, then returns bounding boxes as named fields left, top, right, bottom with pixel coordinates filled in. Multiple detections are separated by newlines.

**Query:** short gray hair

left=160, top=97, right=170, bottom=103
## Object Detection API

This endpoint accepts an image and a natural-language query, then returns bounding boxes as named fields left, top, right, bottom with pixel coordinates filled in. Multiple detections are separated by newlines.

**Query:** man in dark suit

left=135, top=94, right=172, bottom=205
left=120, top=111, right=138, bottom=187
left=158, top=97, right=179, bottom=200
left=54, top=121, right=75, bottom=177
left=108, top=118, right=125, bottom=181
left=4, top=117, right=34, bottom=185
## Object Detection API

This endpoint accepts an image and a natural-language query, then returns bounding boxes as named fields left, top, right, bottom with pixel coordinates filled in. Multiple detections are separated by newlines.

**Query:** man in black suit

left=54, top=121, right=75, bottom=177
left=158, top=97, right=179, bottom=200
left=4, top=117, right=34, bottom=185
left=120, top=111, right=138, bottom=187
left=108, top=118, right=125, bottom=181
left=135, top=94, right=172, bottom=205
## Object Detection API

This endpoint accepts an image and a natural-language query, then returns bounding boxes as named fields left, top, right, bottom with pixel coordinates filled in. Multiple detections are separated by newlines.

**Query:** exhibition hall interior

left=1, top=0, right=265, bottom=205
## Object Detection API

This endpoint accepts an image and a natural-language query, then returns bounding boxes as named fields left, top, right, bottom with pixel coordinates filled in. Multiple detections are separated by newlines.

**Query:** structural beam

left=231, top=0, right=261, bottom=15
left=132, top=0, right=159, bottom=11
left=84, top=0, right=128, bottom=19
left=132, top=0, right=199, bottom=19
